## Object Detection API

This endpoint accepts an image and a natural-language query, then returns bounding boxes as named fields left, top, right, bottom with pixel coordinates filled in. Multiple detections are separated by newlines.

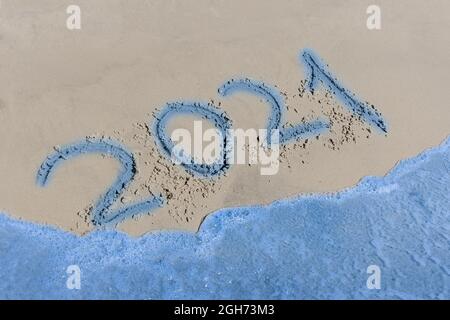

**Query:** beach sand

left=0, top=0, right=449, bottom=236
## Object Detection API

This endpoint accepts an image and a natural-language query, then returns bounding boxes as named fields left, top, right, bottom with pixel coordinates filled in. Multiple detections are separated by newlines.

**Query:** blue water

left=0, top=137, right=449, bottom=299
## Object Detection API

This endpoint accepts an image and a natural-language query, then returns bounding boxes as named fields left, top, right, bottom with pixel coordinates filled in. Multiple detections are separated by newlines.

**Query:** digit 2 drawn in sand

left=36, top=48, right=389, bottom=227
left=36, top=138, right=164, bottom=227
left=218, top=78, right=330, bottom=145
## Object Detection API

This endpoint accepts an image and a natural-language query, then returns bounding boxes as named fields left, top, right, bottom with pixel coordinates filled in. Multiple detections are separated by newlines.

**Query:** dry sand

left=0, top=0, right=449, bottom=236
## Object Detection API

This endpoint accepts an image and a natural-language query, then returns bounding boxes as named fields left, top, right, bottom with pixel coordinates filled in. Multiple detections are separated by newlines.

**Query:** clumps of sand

left=71, top=80, right=385, bottom=232
left=276, top=80, right=382, bottom=168
left=133, top=121, right=225, bottom=225
left=72, top=120, right=226, bottom=231
left=75, top=205, right=94, bottom=234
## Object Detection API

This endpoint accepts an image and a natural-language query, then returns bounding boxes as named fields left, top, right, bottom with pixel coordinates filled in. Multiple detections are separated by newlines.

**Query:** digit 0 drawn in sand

left=35, top=48, right=388, bottom=231
left=153, top=101, right=233, bottom=177
left=36, top=138, right=164, bottom=227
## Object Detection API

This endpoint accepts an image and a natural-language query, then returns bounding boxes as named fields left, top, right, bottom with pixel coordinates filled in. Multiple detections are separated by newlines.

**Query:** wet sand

left=0, top=0, right=449, bottom=236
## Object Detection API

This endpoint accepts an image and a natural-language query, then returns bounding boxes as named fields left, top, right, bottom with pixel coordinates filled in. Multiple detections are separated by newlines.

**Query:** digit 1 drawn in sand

left=218, top=78, right=330, bottom=145
left=36, top=138, right=164, bottom=227
left=152, top=101, right=233, bottom=177
left=300, top=49, right=388, bottom=133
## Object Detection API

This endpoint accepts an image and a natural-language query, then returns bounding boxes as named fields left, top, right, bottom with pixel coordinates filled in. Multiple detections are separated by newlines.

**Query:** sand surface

left=0, top=0, right=449, bottom=236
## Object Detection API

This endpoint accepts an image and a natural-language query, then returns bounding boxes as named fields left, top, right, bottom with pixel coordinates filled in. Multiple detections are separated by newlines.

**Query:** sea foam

left=0, top=137, right=449, bottom=299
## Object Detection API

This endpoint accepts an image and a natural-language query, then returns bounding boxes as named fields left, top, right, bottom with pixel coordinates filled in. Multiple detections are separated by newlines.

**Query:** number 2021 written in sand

left=36, top=49, right=388, bottom=227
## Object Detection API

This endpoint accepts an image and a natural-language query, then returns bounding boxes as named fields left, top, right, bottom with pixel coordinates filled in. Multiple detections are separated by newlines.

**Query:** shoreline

left=3, top=133, right=448, bottom=238
left=1, top=0, right=450, bottom=236
left=1, top=129, right=449, bottom=298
